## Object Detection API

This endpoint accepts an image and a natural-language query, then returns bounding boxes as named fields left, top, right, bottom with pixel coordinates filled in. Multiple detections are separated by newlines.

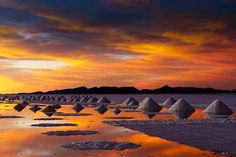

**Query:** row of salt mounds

left=134, top=97, right=195, bottom=119
left=15, top=95, right=83, bottom=104
left=79, top=96, right=111, bottom=105
left=203, top=99, right=233, bottom=116
left=169, top=98, right=195, bottom=119
left=13, top=101, right=62, bottom=117
left=167, top=98, right=233, bottom=119
left=137, top=97, right=162, bottom=113
left=9, top=95, right=112, bottom=105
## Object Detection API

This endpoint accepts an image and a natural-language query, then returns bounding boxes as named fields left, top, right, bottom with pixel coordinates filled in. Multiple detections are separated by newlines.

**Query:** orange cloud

left=0, top=1, right=236, bottom=93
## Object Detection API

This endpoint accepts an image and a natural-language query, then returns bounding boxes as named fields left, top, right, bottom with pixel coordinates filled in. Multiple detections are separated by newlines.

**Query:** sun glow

left=0, top=76, right=22, bottom=94
left=13, top=60, right=70, bottom=70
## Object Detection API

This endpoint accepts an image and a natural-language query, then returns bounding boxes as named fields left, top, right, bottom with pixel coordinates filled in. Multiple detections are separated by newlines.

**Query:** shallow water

left=0, top=96, right=235, bottom=157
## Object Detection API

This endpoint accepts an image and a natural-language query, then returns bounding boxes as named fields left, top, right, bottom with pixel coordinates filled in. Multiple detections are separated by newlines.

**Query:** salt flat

left=105, top=119, right=236, bottom=156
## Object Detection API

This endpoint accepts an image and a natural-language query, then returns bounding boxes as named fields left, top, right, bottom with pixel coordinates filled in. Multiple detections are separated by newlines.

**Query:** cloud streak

left=0, top=0, right=236, bottom=93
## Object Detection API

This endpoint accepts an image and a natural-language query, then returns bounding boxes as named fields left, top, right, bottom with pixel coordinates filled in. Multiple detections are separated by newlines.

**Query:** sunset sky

left=0, top=0, right=236, bottom=93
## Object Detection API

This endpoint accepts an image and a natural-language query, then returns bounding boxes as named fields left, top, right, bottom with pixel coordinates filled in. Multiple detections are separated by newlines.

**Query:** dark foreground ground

left=105, top=120, right=236, bottom=156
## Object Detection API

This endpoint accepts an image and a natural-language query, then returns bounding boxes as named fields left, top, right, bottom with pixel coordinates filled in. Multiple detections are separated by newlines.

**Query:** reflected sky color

left=0, top=0, right=236, bottom=93
left=0, top=103, right=226, bottom=157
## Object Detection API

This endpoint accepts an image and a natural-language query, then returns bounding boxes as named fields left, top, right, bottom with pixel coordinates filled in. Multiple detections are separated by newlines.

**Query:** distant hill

left=18, top=85, right=236, bottom=94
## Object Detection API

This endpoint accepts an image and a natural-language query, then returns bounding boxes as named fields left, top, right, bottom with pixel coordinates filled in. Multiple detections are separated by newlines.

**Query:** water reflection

left=95, top=104, right=108, bottom=115
left=144, top=113, right=156, bottom=119
left=170, top=111, right=194, bottom=120
left=13, top=103, right=26, bottom=112
left=42, top=112, right=55, bottom=117
left=72, top=103, right=84, bottom=113
left=0, top=104, right=229, bottom=157
left=29, top=105, right=42, bottom=113
left=204, top=113, right=231, bottom=119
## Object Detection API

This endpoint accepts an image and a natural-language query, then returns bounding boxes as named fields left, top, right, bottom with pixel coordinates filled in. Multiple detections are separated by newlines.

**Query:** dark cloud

left=1, top=0, right=236, bottom=56
left=0, top=7, right=49, bottom=28
left=1, top=0, right=236, bottom=92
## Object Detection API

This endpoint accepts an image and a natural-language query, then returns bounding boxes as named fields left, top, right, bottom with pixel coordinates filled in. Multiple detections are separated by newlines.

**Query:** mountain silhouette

left=19, top=85, right=236, bottom=94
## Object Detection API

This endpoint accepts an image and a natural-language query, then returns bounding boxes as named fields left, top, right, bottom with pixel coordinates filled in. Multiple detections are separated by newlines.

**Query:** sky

left=0, top=0, right=236, bottom=93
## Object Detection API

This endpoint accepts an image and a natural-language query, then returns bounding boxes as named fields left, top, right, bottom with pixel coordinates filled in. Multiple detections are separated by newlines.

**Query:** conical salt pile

left=61, top=98, right=67, bottom=102
left=162, top=97, right=176, bottom=108
left=128, top=100, right=139, bottom=106
left=123, top=97, right=137, bottom=104
left=79, top=97, right=89, bottom=103
left=97, top=97, right=111, bottom=104
left=87, top=97, right=98, bottom=104
left=113, top=106, right=121, bottom=115
left=95, top=104, right=108, bottom=115
left=123, top=97, right=139, bottom=106
left=138, top=97, right=162, bottom=112
left=169, top=98, right=195, bottom=119
left=73, top=103, right=84, bottom=113
left=139, top=97, right=149, bottom=106
left=29, top=105, right=42, bottom=113
left=22, top=101, right=29, bottom=107
left=72, top=98, right=79, bottom=103
left=203, top=99, right=233, bottom=115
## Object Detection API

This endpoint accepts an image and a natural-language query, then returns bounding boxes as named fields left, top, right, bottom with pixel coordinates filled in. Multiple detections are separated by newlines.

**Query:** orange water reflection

left=0, top=104, right=226, bottom=157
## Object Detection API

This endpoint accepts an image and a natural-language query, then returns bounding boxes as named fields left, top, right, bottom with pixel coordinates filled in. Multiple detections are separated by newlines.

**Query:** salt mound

left=79, top=97, right=89, bottom=103
left=162, top=97, right=176, bottom=108
left=203, top=99, right=233, bottom=115
left=87, top=97, right=98, bottom=104
left=123, top=97, right=138, bottom=105
left=128, top=100, right=139, bottom=106
left=123, top=97, right=139, bottom=106
left=113, top=106, right=121, bottom=115
left=169, top=98, right=195, bottom=119
left=137, top=97, right=162, bottom=112
left=97, top=97, right=111, bottom=104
